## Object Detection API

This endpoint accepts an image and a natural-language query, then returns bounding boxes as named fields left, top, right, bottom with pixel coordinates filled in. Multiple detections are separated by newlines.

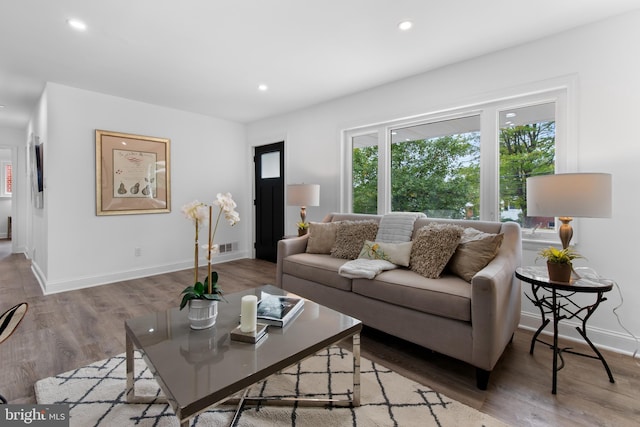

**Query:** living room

left=1, top=2, right=639, bottom=426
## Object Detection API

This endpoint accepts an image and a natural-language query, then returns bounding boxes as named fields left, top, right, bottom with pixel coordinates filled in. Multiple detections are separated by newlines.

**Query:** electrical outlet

left=134, top=247, right=142, bottom=257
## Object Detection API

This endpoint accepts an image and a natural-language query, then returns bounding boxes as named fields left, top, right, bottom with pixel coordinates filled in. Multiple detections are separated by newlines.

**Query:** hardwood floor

left=1, top=244, right=638, bottom=426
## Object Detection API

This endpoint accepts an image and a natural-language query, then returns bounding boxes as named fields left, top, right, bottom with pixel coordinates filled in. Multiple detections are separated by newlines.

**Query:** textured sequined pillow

left=410, top=223, right=463, bottom=279
left=331, top=220, right=379, bottom=260
left=447, top=228, right=504, bottom=282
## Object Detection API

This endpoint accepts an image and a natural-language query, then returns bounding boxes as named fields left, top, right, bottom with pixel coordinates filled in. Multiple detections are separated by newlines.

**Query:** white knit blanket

left=338, top=259, right=397, bottom=279
left=375, top=212, right=427, bottom=243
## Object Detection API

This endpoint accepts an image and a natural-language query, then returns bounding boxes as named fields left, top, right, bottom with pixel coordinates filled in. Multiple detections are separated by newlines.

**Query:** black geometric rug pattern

left=35, top=346, right=507, bottom=426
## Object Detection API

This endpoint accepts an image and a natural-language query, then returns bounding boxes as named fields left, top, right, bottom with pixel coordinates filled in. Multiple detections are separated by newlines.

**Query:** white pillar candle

left=240, top=295, right=258, bottom=333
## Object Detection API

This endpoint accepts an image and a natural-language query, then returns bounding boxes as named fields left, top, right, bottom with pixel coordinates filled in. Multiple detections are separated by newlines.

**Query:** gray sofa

left=276, top=213, right=522, bottom=389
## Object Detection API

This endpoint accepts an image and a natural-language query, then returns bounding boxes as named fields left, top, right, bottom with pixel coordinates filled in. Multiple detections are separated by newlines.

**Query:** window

left=390, top=116, right=480, bottom=218
left=343, top=86, right=570, bottom=240
left=1, top=161, right=11, bottom=197
left=352, top=133, right=378, bottom=214
left=499, top=103, right=556, bottom=229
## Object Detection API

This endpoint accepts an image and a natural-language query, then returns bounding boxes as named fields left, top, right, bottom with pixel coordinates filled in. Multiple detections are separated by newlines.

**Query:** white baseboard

left=519, top=310, right=639, bottom=357
left=31, top=259, right=46, bottom=294
left=38, top=250, right=250, bottom=295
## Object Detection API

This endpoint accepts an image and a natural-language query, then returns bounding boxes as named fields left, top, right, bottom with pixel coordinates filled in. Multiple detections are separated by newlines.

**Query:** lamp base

left=558, top=217, right=574, bottom=249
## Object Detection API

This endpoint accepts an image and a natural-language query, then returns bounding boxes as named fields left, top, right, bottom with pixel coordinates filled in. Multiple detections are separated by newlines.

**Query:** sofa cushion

left=410, top=223, right=463, bottom=279
left=358, top=240, right=413, bottom=267
left=447, top=228, right=504, bottom=282
left=331, top=220, right=379, bottom=260
left=282, top=253, right=352, bottom=291
left=352, top=269, right=471, bottom=322
left=306, top=222, right=339, bottom=254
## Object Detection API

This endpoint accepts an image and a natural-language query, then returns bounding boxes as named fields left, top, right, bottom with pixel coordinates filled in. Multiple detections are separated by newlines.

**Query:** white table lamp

left=287, top=184, right=320, bottom=234
left=526, top=173, right=612, bottom=248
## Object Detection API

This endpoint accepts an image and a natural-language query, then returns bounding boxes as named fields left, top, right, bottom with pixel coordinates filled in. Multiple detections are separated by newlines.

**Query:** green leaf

left=202, top=293, right=222, bottom=301
left=193, top=281, right=205, bottom=295
left=181, top=286, right=196, bottom=295
left=180, top=293, right=195, bottom=310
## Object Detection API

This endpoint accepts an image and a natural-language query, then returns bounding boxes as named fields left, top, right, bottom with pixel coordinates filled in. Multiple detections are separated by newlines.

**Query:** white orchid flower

left=225, top=209, right=240, bottom=226
left=184, top=192, right=240, bottom=295
left=213, top=192, right=237, bottom=213
left=201, top=243, right=220, bottom=255
left=181, top=200, right=207, bottom=224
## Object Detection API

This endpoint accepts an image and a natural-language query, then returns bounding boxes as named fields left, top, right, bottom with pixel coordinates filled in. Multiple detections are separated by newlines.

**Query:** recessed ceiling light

left=67, top=18, right=87, bottom=31
left=398, top=21, right=413, bottom=31
left=258, top=84, right=268, bottom=92
left=505, top=112, right=517, bottom=118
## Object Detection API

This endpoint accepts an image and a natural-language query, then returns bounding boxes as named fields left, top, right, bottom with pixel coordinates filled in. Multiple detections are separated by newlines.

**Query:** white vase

left=188, top=299, right=218, bottom=330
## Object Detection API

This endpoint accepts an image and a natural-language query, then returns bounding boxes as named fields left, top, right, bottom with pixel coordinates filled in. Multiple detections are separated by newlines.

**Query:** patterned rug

left=35, top=346, right=508, bottom=426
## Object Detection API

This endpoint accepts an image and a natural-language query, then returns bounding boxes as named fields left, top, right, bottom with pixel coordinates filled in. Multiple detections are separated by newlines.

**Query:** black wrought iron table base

left=517, top=267, right=615, bottom=394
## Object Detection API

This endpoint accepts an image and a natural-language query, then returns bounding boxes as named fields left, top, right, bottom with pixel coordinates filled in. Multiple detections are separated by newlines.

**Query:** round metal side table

left=515, top=266, right=615, bottom=394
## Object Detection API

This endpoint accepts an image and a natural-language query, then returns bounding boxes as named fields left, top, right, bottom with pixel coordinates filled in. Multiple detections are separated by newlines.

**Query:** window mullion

left=480, top=108, right=499, bottom=221
left=378, top=128, right=390, bottom=214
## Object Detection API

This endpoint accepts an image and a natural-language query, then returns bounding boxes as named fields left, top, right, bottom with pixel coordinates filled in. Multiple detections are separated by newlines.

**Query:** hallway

left=0, top=238, right=11, bottom=260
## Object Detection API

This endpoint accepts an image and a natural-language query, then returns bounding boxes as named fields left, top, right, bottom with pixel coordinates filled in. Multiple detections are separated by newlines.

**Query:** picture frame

left=29, top=133, right=43, bottom=209
left=95, top=130, right=171, bottom=215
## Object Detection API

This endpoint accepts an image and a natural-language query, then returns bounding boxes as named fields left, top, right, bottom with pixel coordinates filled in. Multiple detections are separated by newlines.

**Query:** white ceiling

left=1, top=1, right=639, bottom=129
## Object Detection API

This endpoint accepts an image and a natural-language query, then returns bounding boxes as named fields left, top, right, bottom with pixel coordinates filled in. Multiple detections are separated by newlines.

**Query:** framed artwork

left=29, top=133, right=44, bottom=209
left=95, top=130, right=171, bottom=215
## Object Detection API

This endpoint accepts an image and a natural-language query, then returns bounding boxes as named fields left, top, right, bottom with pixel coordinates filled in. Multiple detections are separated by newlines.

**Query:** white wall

left=31, top=83, right=249, bottom=293
left=247, top=11, right=640, bottom=354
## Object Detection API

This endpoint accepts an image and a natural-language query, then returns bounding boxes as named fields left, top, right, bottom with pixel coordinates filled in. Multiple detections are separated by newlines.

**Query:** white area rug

left=35, top=346, right=508, bottom=426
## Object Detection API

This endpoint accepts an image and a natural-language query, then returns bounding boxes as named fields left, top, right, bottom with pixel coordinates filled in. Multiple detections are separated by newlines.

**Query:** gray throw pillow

left=306, top=222, right=339, bottom=254
left=447, top=228, right=504, bottom=282
left=410, top=223, right=463, bottom=279
left=331, top=220, right=379, bottom=260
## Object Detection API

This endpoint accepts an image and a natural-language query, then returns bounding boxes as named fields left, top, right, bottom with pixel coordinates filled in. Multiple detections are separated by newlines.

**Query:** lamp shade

left=526, top=173, right=612, bottom=218
left=287, top=184, right=320, bottom=207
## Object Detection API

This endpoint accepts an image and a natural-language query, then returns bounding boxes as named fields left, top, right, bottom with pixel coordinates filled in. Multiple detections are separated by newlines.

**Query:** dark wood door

left=254, top=142, right=284, bottom=262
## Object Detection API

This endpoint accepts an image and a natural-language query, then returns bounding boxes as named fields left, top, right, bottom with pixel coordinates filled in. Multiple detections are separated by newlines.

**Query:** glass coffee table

left=125, top=284, right=362, bottom=427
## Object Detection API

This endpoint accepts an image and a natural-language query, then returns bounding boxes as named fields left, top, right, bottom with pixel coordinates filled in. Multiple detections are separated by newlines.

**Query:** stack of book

left=256, top=293, right=304, bottom=327
left=230, top=323, right=268, bottom=343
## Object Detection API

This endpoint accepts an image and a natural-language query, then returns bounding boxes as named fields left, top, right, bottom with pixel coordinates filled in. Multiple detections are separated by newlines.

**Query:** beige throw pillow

left=306, top=222, right=339, bottom=254
left=448, top=228, right=504, bottom=282
left=410, top=223, right=463, bottom=279
left=331, top=220, right=379, bottom=260
left=358, top=240, right=413, bottom=267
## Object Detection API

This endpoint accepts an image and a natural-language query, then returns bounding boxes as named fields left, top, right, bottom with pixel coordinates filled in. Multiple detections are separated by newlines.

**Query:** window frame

left=0, top=160, right=12, bottom=198
left=341, top=81, right=576, bottom=245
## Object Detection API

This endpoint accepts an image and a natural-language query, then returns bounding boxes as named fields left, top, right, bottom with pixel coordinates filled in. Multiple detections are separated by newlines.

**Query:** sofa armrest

left=470, top=221, right=522, bottom=370
left=276, top=235, right=309, bottom=287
